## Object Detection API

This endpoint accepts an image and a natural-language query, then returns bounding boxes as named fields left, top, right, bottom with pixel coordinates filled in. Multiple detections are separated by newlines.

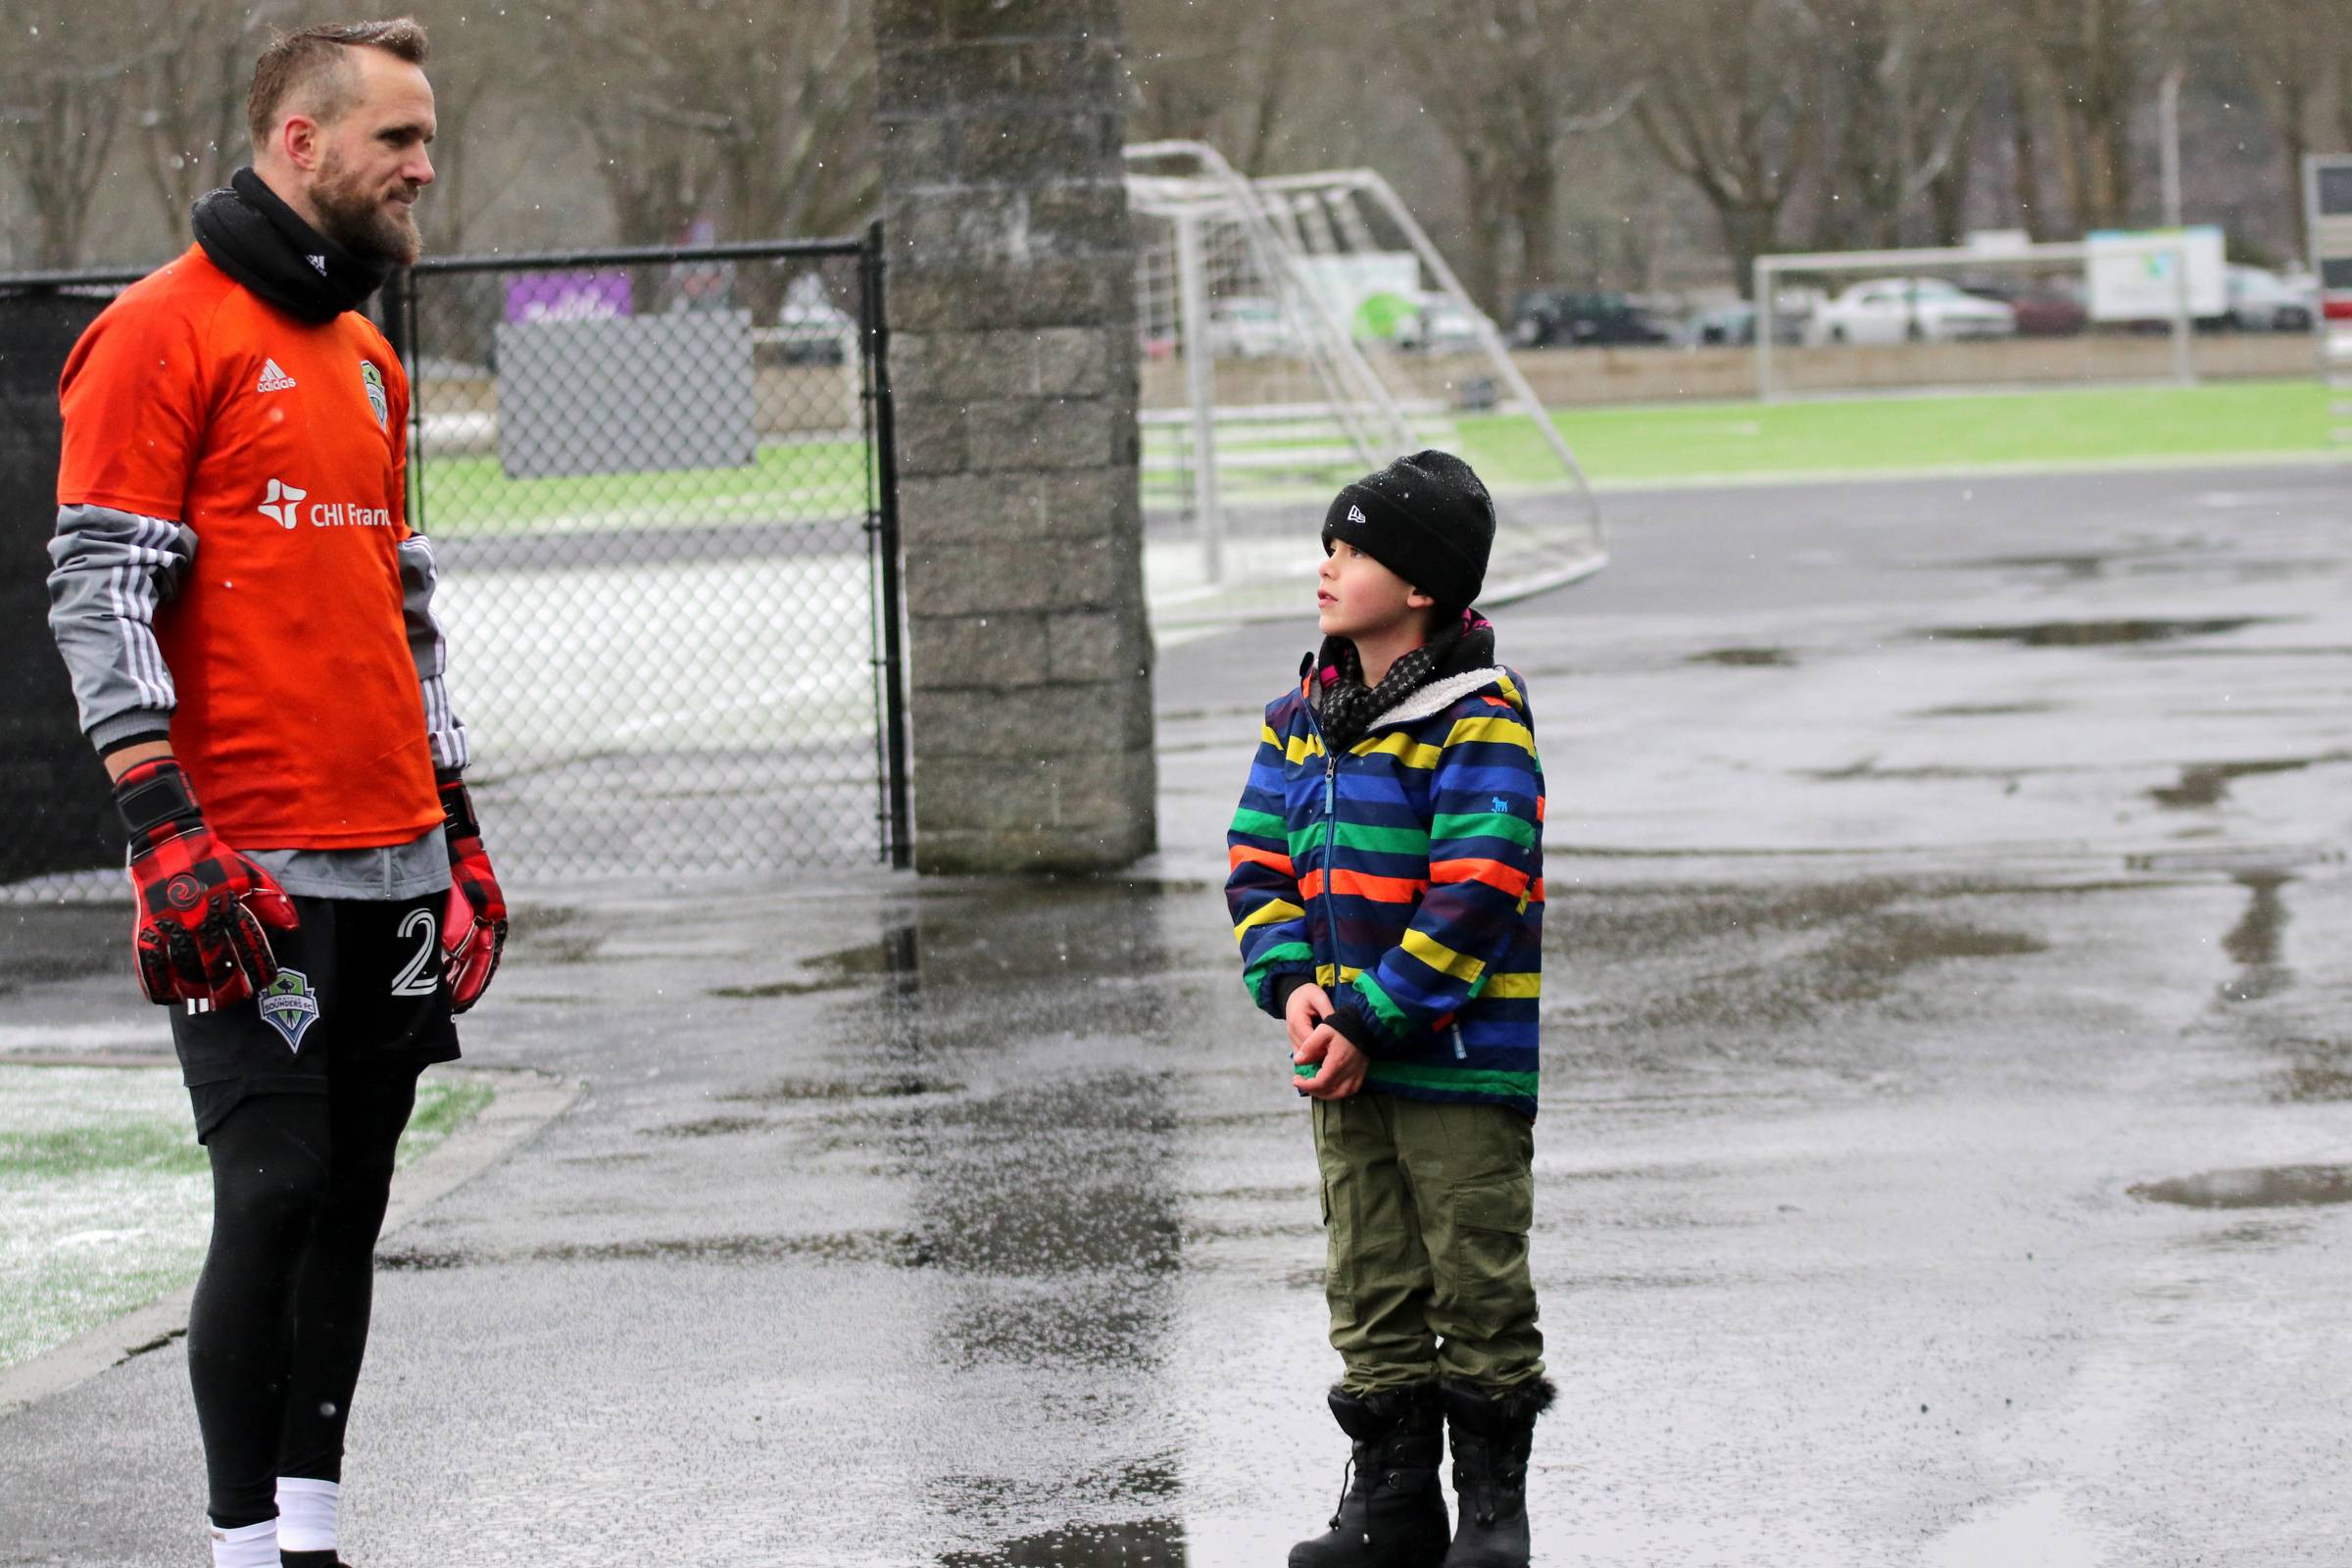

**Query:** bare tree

left=128, top=0, right=292, bottom=247
left=1805, top=0, right=1998, bottom=250
left=549, top=0, right=875, bottom=250
left=401, top=2, right=565, bottom=256
left=1624, top=0, right=1824, bottom=295
left=2217, top=0, right=2336, bottom=259
left=1378, top=0, right=1631, bottom=311
left=2006, top=0, right=2165, bottom=231
left=1126, top=0, right=1300, bottom=175
left=0, top=2, right=148, bottom=268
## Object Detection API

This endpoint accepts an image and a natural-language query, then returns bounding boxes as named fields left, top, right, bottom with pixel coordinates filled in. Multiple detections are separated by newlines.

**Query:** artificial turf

left=413, top=377, right=2334, bottom=539
left=0, top=1067, right=492, bottom=1370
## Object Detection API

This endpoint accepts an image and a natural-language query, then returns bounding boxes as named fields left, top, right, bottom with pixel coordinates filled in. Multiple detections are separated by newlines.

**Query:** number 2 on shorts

left=390, top=906, right=439, bottom=997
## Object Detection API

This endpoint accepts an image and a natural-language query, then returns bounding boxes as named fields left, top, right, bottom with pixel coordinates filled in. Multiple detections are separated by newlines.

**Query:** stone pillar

left=873, top=0, right=1156, bottom=875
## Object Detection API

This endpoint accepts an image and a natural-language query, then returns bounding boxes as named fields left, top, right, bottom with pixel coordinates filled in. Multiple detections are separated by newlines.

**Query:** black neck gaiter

left=191, top=168, right=391, bottom=323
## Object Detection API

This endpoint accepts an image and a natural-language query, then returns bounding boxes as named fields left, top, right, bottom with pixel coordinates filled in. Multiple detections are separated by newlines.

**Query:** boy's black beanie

left=1320, top=449, right=1494, bottom=613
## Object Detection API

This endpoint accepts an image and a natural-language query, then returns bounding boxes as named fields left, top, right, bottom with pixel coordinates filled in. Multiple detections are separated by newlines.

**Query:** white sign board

left=2085, top=226, right=2226, bottom=320
left=1296, top=253, right=1423, bottom=340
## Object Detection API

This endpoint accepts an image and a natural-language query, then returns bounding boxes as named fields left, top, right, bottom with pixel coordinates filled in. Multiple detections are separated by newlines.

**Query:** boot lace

left=1329, top=1453, right=1354, bottom=1531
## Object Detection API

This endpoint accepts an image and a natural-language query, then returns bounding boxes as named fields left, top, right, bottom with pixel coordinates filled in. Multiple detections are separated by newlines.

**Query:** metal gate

left=1, top=227, right=907, bottom=901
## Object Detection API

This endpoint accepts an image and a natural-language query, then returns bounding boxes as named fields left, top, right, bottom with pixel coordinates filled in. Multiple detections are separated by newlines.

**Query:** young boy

left=1226, top=451, right=1551, bottom=1568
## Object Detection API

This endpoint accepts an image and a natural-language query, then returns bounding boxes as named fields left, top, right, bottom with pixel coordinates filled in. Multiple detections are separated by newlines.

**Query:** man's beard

left=312, top=149, right=422, bottom=267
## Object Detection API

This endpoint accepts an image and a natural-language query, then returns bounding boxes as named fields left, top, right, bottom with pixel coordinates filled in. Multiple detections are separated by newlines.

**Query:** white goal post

left=1124, top=141, right=1604, bottom=629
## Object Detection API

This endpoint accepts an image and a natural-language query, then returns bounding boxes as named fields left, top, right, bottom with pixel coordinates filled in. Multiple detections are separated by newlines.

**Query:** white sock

left=275, top=1477, right=340, bottom=1554
left=208, top=1517, right=276, bottom=1568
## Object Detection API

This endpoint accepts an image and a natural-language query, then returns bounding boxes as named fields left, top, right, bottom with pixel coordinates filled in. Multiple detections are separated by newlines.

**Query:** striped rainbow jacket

left=1225, top=642, right=1544, bottom=1119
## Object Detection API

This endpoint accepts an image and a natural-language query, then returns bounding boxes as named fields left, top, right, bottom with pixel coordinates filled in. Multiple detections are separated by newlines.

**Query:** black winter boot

left=1288, top=1383, right=1450, bottom=1568
left=1439, top=1378, right=1554, bottom=1568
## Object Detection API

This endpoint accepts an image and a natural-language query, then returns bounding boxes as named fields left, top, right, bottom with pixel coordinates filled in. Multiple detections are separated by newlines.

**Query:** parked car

left=1207, top=295, right=1292, bottom=358
left=1960, top=276, right=2088, bottom=337
left=2223, top=265, right=2317, bottom=331
left=1509, top=290, right=1673, bottom=348
left=1681, top=300, right=1804, bottom=347
left=768, top=271, right=858, bottom=365
left=1806, top=277, right=2017, bottom=345
left=1395, top=293, right=1495, bottom=353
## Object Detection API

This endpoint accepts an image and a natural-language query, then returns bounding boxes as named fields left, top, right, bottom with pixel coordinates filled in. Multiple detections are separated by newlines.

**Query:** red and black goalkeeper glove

left=436, top=773, right=507, bottom=1013
left=116, top=758, right=298, bottom=1007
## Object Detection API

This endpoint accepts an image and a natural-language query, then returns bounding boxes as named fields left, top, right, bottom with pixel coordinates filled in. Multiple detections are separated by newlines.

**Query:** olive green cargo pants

left=1311, top=1091, right=1544, bottom=1394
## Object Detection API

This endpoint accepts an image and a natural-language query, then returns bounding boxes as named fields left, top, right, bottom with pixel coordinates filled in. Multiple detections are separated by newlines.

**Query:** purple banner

left=503, top=270, right=633, bottom=324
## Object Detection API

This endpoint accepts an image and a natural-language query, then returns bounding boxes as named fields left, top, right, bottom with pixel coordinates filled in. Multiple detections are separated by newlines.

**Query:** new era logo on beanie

left=1320, top=450, right=1495, bottom=612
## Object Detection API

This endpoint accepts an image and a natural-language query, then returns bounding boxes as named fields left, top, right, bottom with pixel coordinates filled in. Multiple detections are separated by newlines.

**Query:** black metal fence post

left=860, top=220, right=913, bottom=871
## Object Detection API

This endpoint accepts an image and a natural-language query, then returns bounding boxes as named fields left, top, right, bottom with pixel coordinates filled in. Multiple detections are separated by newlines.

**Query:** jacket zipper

left=1304, top=700, right=1341, bottom=986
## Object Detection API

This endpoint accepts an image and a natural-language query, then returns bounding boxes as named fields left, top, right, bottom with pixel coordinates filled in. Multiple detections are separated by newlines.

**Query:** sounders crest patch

left=360, top=361, right=387, bottom=429
left=258, top=969, right=321, bottom=1054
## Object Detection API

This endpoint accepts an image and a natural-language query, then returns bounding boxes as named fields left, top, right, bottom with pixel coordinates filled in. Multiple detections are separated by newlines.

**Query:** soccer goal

left=1751, top=234, right=2211, bottom=403
left=1124, top=141, right=1603, bottom=631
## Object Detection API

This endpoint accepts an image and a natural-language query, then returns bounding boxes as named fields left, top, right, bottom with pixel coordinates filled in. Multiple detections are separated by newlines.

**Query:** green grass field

left=1459, top=377, right=2336, bottom=488
left=419, top=439, right=867, bottom=536
left=0, top=1067, right=492, bottom=1371
left=417, top=379, right=2337, bottom=540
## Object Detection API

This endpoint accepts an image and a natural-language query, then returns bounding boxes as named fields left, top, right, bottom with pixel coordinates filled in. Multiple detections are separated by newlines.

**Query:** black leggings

left=190, top=1067, right=421, bottom=1529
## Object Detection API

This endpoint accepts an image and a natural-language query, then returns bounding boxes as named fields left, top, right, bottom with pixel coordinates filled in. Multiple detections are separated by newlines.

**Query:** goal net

left=1124, top=142, right=1603, bottom=632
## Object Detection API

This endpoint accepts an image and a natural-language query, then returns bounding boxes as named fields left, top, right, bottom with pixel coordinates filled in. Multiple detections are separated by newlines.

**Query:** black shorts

left=172, top=889, right=462, bottom=1141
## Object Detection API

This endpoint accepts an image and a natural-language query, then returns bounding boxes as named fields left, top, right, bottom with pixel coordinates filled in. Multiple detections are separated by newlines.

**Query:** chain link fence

left=2, top=232, right=908, bottom=902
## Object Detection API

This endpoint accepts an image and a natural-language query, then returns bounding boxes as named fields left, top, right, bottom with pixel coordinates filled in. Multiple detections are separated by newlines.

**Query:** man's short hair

left=247, top=19, right=429, bottom=149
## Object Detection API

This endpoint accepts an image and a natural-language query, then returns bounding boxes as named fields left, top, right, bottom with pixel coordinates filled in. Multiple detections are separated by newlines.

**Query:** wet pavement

left=5, top=461, right=2352, bottom=1565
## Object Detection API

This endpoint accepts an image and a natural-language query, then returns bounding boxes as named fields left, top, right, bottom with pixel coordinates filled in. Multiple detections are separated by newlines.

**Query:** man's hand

left=436, top=774, right=507, bottom=1013
left=1284, top=980, right=1335, bottom=1054
left=116, top=758, right=297, bottom=1007
left=1293, top=1018, right=1369, bottom=1101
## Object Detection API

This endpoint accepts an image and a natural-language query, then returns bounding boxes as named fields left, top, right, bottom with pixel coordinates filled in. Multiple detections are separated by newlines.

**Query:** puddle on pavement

left=1920, top=616, right=2272, bottom=648
left=2218, top=871, right=2292, bottom=1004
left=1688, top=646, right=1795, bottom=668
left=709, top=975, right=858, bottom=1000
left=1908, top=702, right=2058, bottom=719
left=2150, top=758, right=2317, bottom=809
left=2276, top=1054, right=2352, bottom=1102
left=941, top=1517, right=1186, bottom=1567
left=723, top=1073, right=958, bottom=1104
left=1947, top=552, right=2112, bottom=580
left=2131, top=1165, right=2352, bottom=1209
left=1568, top=880, right=2051, bottom=1032
left=638, top=1114, right=767, bottom=1140
left=379, top=1228, right=942, bottom=1271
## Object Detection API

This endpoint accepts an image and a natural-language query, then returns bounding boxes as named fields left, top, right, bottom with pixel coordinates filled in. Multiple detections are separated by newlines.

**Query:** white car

left=1207, top=296, right=1292, bottom=358
left=2224, top=265, right=2317, bottom=331
left=1807, top=277, right=2017, bottom=345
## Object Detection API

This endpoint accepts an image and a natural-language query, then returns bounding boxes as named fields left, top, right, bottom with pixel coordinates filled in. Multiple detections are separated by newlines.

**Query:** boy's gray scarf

left=1311, top=610, right=1492, bottom=754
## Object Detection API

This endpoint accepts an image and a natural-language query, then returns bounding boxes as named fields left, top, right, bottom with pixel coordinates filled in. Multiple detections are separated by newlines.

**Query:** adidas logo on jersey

left=256, top=359, right=297, bottom=393
left=259, top=477, right=308, bottom=528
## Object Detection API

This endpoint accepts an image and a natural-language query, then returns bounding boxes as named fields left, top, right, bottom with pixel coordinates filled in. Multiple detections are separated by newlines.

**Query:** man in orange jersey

left=44, top=20, right=503, bottom=1568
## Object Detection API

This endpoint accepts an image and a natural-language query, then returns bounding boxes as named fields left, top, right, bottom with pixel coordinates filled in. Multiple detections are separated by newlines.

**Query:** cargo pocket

left=1450, top=1173, right=1535, bottom=1315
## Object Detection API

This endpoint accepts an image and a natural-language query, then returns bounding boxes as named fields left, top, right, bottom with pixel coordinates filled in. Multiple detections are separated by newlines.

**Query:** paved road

left=4, top=461, right=2350, bottom=1566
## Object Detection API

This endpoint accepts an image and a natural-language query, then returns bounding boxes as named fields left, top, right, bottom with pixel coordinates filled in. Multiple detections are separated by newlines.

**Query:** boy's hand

left=1293, top=1022, right=1368, bottom=1100
left=1284, top=981, right=1334, bottom=1053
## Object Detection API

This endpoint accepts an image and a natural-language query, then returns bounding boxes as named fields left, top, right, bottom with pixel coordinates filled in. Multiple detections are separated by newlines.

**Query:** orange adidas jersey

left=56, top=245, right=442, bottom=850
